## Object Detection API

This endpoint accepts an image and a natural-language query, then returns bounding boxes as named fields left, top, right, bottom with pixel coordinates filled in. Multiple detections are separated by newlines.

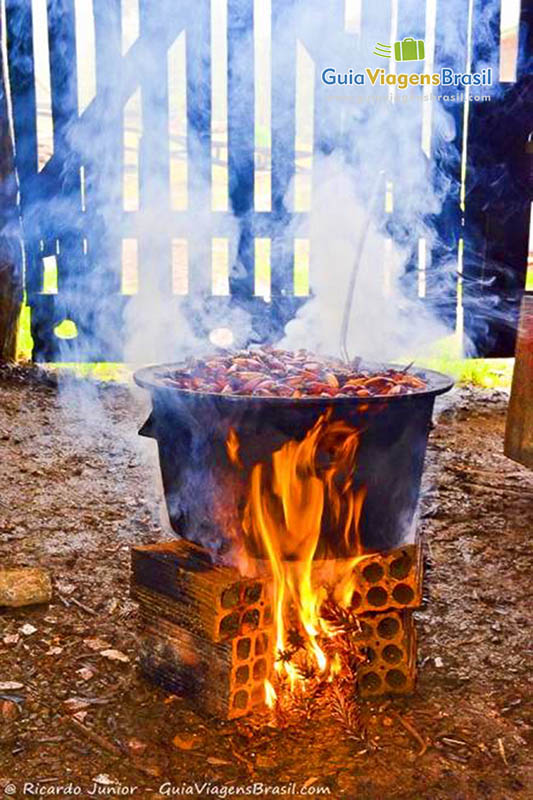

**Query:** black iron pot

left=134, top=362, right=453, bottom=556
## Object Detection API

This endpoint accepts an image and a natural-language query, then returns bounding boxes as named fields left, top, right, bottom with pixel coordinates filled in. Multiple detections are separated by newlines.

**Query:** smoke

left=2, top=0, right=508, bottom=367
left=274, top=0, right=504, bottom=362
left=280, top=152, right=453, bottom=361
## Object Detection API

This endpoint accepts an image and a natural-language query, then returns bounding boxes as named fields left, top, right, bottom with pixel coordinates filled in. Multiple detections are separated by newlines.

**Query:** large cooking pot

left=135, top=362, right=453, bottom=556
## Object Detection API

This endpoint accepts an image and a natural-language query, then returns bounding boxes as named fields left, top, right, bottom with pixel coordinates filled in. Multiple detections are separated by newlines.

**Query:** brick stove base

left=131, top=540, right=421, bottom=718
left=357, top=610, right=416, bottom=697
left=131, top=541, right=274, bottom=718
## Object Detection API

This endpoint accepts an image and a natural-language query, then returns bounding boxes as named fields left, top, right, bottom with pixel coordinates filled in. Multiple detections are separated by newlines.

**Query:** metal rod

left=339, top=171, right=385, bottom=364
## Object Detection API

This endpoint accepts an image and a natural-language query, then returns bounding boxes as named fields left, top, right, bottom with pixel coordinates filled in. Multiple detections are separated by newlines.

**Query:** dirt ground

left=0, top=366, right=531, bottom=800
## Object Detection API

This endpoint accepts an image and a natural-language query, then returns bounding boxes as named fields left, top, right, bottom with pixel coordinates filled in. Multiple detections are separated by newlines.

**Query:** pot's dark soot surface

left=135, top=363, right=453, bottom=556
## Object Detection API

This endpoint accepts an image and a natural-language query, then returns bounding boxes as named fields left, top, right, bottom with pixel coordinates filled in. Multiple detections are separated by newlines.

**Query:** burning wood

left=224, top=411, right=421, bottom=716
left=130, top=540, right=420, bottom=723
left=159, top=347, right=427, bottom=398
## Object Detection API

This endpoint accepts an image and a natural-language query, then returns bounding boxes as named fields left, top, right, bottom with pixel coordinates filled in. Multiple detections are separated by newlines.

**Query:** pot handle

left=138, top=413, right=157, bottom=439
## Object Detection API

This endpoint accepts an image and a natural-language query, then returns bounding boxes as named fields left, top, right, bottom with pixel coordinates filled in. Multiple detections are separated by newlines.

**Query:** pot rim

left=133, top=360, right=454, bottom=405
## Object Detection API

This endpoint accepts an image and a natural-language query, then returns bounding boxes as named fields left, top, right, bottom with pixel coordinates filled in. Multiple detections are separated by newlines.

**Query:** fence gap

left=212, top=237, right=230, bottom=296
left=418, top=238, right=427, bottom=298
left=254, top=237, right=271, bottom=300
left=459, top=0, right=475, bottom=214
left=499, top=0, right=521, bottom=82
left=293, top=238, right=309, bottom=297
left=42, top=255, right=58, bottom=294
left=172, top=238, right=188, bottom=294
left=74, top=0, right=96, bottom=114
left=123, top=87, right=142, bottom=211
left=456, top=236, right=464, bottom=342
left=121, top=238, right=138, bottom=294
left=31, top=0, right=53, bottom=170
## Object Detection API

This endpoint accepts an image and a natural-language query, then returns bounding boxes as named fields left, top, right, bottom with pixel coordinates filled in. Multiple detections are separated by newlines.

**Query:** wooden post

left=505, top=294, right=533, bottom=469
left=0, top=13, right=23, bottom=363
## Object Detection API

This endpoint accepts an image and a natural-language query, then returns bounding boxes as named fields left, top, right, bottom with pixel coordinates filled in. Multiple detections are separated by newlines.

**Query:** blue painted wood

left=462, top=0, right=532, bottom=356
left=5, top=0, right=531, bottom=360
left=394, top=0, right=428, bottom=300
left=5, top=0, right=53, bottom=357
left=426, top=0, right=470, bottom=336
left=137, top=0, right=172, bottom=299
left=270, top=0, right=297, bottom=307
left=227, top=0, right=255, bottom=304
left=185, top=0, right=212, bottom=298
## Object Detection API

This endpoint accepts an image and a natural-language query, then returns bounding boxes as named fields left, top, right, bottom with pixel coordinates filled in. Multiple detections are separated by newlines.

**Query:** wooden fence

left=2, top=0, right=532, bottom=361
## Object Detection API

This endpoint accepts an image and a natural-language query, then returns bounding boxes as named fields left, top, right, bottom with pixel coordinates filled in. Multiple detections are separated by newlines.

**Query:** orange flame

left=226, top=428, right=242, bottom=469
left=227, top=411, right=368, bottom=699
left=264, top=678, right=277, bottom=708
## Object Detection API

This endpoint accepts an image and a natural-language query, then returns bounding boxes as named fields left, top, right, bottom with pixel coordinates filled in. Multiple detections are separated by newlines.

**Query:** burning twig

left=290, top=679, right=329, bottom=721
left=276, top=648, right=296, bottom=664
left=320, top=597, right=362, bottom=636
left=330, top=683, right=361, bottom=738
left=293, top=661, right=319, bottom=682
left=287, top=627, right=306, bottom=652
left=276, top=627, right=307, bottom=665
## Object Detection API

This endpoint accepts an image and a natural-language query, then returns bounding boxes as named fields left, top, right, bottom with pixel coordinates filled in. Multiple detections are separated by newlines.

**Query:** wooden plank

left=186, top=0, right=212, bottom=297
left=27, top=0, right=187, bottom=359
left=136, top=0, right=172, bottom=297
left=0, top=5, right=23, bottom=361
left=427, top=0, right=470, bottom=336
left=517, top=0, right=533, bottom=83
left=504, top=294, right=533, bottom=469
left=45, top=0, right=85, bottom=349
left=228, top=0, right=254, bottom=300
left=270, top=0, right=296, bottom=300
left=395, top=0, right=427, bottom=299
left=77, top=0, right=125, bottom=359
left=5, top=0, right=46, bottom=357
left=88, top=0, right=122, bottom=296
left=463, top=0, right=531, bottom=356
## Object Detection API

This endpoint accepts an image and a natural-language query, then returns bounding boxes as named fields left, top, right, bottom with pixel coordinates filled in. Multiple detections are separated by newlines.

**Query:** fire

left=264, top=678, right=277, bottom=709
left=227, top=411, right=368, bottom=703
left=226, top=428, right=242, bottom=468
